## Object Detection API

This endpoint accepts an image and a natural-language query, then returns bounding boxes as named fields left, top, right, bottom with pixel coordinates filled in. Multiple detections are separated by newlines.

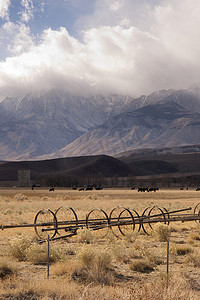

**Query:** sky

left=0, top=0, right=200, bottom=100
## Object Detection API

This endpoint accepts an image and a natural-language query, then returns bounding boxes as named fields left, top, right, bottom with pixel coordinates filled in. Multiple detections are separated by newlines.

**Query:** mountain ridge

left=1, top=88, right=200, bottom=160
left=49, top=97, right=200, bottom=158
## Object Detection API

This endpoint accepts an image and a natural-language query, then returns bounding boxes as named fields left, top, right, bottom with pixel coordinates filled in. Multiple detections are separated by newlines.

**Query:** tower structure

left=18, top=170, right=31, bottom=187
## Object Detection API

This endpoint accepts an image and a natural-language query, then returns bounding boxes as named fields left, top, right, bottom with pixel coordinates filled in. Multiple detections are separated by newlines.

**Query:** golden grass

left=152, top=223, right=171, bottom=242
left=130, top=258, right=154, bottom=273
left=0, top=188, right=200, bottom=298
left=8, top=234, right=33, bottom=261
left=0, top=259, right=18, bottom=280
left=26, top=242, right=66, bottom=264
left=170, top=243, right=193, bottom=256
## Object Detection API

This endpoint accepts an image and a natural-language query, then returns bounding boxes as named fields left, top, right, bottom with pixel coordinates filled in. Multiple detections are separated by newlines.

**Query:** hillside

left=1, top=88, right=200, bottom=160
left=52, top=99, right=200, bottom=157
left=0, top=90, right=131, bottom=160
left=0, top=155, right=133, bottom=181
left=1, top=148, right=200, bottom=184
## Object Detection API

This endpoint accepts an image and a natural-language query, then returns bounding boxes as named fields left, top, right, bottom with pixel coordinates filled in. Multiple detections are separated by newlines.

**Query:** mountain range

left=1, top=88, right=200, bottom=160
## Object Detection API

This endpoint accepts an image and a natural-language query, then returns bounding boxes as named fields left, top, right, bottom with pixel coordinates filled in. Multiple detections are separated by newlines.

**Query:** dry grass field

left=0, top=187, right=200, bottom=299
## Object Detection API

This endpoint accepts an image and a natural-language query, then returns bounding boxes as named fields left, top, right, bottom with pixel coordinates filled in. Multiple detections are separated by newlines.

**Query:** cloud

left=0, top=0, right=10, bottom=20
left=3, top=22, right=34, bottom=55
left=0, top=0, right=200, bottom=100
left=109, top=1, right=123, bottom=12
left=20, top=0, right=34, bottom=23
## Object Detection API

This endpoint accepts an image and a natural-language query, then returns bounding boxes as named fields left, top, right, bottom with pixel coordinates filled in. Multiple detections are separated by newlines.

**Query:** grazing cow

left=49, top=187, right=54, bottom=191
left=95, top=187, right=103, bottom=190
left=86, top=187, right=93, bottom=191
left=148, top=187, right=159, bottom=192
left=138, top=187, right=148, bottom=192
left=72, top=187, right=77, bottom=190
left=79, top=187, right=85, bottom=191
left=131, top=187, right=135, bottom=190
left=196, top=188, right=200, bottom=191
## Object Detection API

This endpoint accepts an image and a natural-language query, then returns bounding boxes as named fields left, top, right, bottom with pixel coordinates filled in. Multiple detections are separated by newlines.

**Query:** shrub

left=131, top=241, right=163, bottom=265
left=0, top=260, right=17, bottom=280
left=170, top=244, right=192, bottom=256
left=77, top=228, right=94, bottom=244
left=185, top=253, right=200, bottom=267
left=26, top=243, right=65, bottom=264
left=77, top=247, right=95, bottom=268
left=187, top=233, right=200, bottom=244
left=13, top=193, right=28, bottom=201
left=130, top=258, right=154, bottom=273
left=110, top=241, right=128, bottom=262
left=52, top=261, right=78, bottom=276
left=8, top=234, right=33, bottom=261
left=73, top=246, right=113, bottom=284
left=152, top=224, right=171, bottom=242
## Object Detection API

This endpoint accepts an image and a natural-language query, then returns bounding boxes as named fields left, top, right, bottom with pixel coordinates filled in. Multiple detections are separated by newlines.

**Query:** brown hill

left=0, top=155, right=133, bottom=181
left=119, top=151, right=200, bottom=176
left=1, top=150, right=200, bottom=184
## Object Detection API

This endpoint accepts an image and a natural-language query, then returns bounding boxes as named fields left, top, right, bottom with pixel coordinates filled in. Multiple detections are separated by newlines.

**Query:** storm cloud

left=0, top=0, right=200, bottom=100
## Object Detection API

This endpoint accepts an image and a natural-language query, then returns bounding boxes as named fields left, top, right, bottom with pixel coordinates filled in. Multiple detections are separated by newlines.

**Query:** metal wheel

left=194, top=203, right=200, bottom=224
left=34, top=209, right=57, bottom=240
left=141, top=207, right=151, bottom=235
left=118, top=208, right=135, bottom=237
left=55, top=206, right=78, bottom=236
left=86, top=209, right=110, bottom=238
left=109, top=206, right=135, bottom=237
left=129, top=208, right=141, bottom=232
left=162, top=207, right=170, bottom=225
left=141, top=206, right=166, bottom=235
left=109, top=206, right=123, bottom=237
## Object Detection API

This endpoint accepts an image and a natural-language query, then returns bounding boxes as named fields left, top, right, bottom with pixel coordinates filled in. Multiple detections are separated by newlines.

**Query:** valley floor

left=0, top=188, right=200, bottom=299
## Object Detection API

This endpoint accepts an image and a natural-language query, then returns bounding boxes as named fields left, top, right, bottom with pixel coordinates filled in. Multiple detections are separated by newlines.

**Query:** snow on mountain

left=50, top=96, right=200, bottom=158
left=1, top=88, right=200, bottom=160
left=0, top=89, right=132, bottom=160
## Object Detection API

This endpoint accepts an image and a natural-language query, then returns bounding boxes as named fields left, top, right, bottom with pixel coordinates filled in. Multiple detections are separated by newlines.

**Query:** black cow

left=138, top=187, right=148, bottom=192
left=148, top=187, right=159, bottom=192
left=49, top=187, right=54, bottom=191
left=86, top=187, right=93, bottom=191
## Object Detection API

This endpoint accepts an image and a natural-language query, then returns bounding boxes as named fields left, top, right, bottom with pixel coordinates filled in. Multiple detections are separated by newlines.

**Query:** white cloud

left=109, top=1, right=123, bottom=12
left=20, top=0, right=34, bottom=23
left=0, top=0, right=10, bottom=20
left=2, top=21, right=34, bottom=55
left=1, top=0, right=200, bottom=100
left=120, top=16, right=130, bottom=27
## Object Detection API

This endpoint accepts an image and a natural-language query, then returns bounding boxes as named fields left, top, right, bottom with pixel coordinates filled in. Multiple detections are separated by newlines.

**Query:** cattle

left=49, top=187, right=54, bottom=191
left=148, top=187, right=159, bottom=192
left=86, top=187, right=93, bottom=191
left=72, top=187, right=77, bottom=190
left=138, top=187, right=159, bottom=192
left=196, top=188, right=200, bottom=191
left=79, top=187, right=85, bottom=191
left=95, top=187, right=103, bottom=190
left=131, top=187, right=135, bottom=190
left=138, top=187, right=148, bottom=192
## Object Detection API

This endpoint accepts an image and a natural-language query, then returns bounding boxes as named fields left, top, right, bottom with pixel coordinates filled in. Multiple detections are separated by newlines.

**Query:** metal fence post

left=47, top=235, right=50, bottom=279
left=166, top=239, right=169, bottom=287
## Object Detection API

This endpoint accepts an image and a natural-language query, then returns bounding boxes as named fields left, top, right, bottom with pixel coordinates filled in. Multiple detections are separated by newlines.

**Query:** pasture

left=0, top=188, right=200, bottom=299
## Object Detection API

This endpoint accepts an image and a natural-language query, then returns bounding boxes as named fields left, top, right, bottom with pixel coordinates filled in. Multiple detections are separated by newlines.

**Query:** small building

left=18, top=170, right=31, bottom=187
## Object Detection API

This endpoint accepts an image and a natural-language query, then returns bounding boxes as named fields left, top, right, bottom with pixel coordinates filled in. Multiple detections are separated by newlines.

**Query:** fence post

left=166, top=239, right=169, bottom=287
left=47, top=235, right=50, bottom=279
